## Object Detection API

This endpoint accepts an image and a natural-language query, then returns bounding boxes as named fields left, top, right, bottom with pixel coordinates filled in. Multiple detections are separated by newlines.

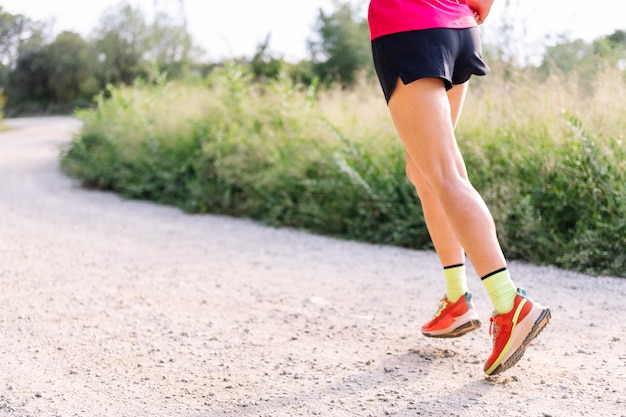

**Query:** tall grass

left=61, top=63, right=626, bottom=277
left=458, top=66, right=626, bottom=276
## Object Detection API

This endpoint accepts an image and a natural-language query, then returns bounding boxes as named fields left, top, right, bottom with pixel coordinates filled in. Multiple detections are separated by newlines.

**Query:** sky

left=2, top=0, right=625, bottom=63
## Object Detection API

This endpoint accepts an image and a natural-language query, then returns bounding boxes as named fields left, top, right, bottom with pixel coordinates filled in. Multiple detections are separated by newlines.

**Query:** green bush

left=459, top=113, right=625, bottom=276
left=60, top=63, right=626, bottom=277
left=0, top=88, right=6, bottom=122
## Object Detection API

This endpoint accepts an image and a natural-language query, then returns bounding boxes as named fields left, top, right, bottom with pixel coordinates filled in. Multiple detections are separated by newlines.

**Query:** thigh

left=447, top=81, right=469, bottom=130
left=389, top=77, right=469, bottom=184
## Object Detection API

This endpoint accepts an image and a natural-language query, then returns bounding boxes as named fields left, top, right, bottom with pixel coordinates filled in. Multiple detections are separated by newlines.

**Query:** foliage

left=148, top=10, right=196, bottom=78
left=538, top=30, right=626, bottom=91
left=93, top=2, right=195, bottom=85
left=458, top=65, right=626, bottom=277
left=250, top=34, right=285, bottom=81
left=0, top=6, right=33, bottom=66
left=1, top=9, right=49, bottom=113
left=93, top=3, right=151, bottom=86
left=4, top=0, right=626, bottom=275
left=308, top=0, right=372, bottom=87
left=1, top=1, right=197, bottom=115
left=2, top=0, right=626, bottom=117
left=61, top=65, right=424, bottom=246
left=0, top=88, right=6, bottom=121
left=61, top=63, right=625, bottom=277
left=46, top=32, right=100, bottom=105
left=6, top=31, right=99, bottom=113
left=7, top=32, right=51, bottom=108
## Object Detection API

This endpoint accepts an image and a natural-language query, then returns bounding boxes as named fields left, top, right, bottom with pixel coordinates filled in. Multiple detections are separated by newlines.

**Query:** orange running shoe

left=421, top=292, right=482, bottom=338
left=484, top=288, right=551, bottom=375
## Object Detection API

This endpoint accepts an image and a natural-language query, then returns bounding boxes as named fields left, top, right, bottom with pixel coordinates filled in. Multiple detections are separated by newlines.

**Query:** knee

left=426, top=174, right=473, bottom=200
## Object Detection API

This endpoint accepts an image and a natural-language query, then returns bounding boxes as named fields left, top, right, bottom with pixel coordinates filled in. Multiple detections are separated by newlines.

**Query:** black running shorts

left=371, top=27, right=490, bottom=103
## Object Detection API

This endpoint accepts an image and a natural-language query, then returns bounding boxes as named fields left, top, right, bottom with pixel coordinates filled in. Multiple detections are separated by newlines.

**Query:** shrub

left=60, top=63, right=626, bottom=277
left=0, top=88, right=6, bottom=121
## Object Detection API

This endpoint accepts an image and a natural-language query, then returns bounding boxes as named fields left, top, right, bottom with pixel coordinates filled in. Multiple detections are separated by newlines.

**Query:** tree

left=46, top=32, right=100, bottom=105
left=147, top=11, right=195, bottom=79
left=7, top=30, right=100, bottom=111
left=308, top=1, right=371, bottom=87
left=538, top=30, right=626, bottom=80
left=93, top=2, right=150, bottom=85
left=0, top=6, right=29, bottom=68
left=592, top=30, right=626, bottom=68
left=539, top=37, right=591, bottom=76
left=4, top=1, right=202, bottom=114
left=0, top=7, right=46, bottom=89
left=92, top=1, right=199, bottom=85
left=7, top=32, right=52, bottom=108
left=250, top=34, right=284, bottom=80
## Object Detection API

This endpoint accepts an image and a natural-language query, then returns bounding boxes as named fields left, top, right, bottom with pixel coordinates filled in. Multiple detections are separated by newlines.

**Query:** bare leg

left=405, top=81, right=470, bottom=268
left=389, top=77, right=506, bottom=277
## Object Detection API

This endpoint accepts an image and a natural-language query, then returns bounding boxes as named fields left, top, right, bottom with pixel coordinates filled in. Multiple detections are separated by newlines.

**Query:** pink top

left=368, top=0, right=477, bottom=41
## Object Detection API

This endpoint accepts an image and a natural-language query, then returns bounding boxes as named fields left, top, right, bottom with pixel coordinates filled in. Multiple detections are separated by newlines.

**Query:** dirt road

left=0, top=117, right=624, bottom=417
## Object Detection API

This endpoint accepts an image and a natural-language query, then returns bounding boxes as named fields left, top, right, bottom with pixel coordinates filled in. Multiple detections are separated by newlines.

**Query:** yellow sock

left=444, top=264, right=468, bottom=303
left=481, top=268, right=517, bottom=314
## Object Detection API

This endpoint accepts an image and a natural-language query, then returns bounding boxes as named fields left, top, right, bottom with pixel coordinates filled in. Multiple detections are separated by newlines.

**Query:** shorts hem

left=372, top=27, right=490, bottom=103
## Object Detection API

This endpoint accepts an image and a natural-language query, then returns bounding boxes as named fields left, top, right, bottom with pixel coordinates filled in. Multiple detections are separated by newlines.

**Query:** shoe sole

left=486, top=307, right=551, bottom=375
left=423, top=319, right=482, bottom=339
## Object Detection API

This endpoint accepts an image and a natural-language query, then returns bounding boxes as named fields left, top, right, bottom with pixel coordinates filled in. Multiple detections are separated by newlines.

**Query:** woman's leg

left=396, top=78, right=550, bottom=374
left=389, top=77, right=506, bottom=277
left=389, top=78, right=506, bottom=276
left=407, top=157, right=465, bottom=268
left=405, top=81, right=469, bottom=268
left=406, top=82, right=471, bottom=303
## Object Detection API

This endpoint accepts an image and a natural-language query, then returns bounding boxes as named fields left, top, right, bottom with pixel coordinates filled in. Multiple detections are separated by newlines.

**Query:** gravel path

left=0, top=117, right=624, bottom=417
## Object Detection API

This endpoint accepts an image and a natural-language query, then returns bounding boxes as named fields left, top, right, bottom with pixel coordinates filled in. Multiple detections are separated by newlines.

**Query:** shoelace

left=433, top=299, right=448, bottom=319
left=489, top=317, right=500, bottom=341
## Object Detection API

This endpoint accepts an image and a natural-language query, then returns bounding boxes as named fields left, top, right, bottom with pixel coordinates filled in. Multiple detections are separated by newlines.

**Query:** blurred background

left=1, top=0, right=624, bottom=278
left=1, top=0, right=625, bottom=114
